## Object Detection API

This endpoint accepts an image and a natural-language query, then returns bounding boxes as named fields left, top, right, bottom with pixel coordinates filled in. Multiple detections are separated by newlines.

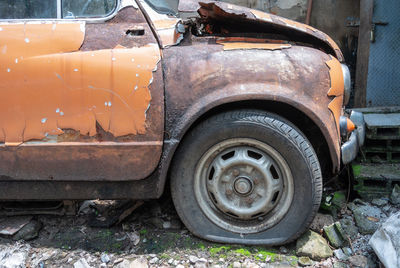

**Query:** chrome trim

left=341, top=131, right=358, bottom=164
left=350, top=111, right=365, bottom=147
left=341, top=63, right=351, bottom=106
left=0, top=0, right=120, bottom=23
left=341, top=111, right=365, bottom=164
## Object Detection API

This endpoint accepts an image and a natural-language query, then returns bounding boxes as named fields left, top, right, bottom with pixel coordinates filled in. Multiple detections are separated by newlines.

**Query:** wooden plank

left=354, top=0, right=374, bottom=107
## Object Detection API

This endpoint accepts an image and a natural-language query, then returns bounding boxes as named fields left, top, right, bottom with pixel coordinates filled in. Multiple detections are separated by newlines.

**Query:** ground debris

left=74, top=258, right=92, bottom=268
left=369, top=212, right=400, bottom=268
left=390, top=184, right=400, bottom=205
left=85, top=200, right=144, bottom=228
left=296, top=230, right=333, bottom=260
left=0, top=194, right=396, bottom=267
left=349, top=201, right=385, bottom=234
left=0, top=216, right=32, bottom=236
left=12, top=220, right=42, bottom=241
left=323, top=222, right=348, bottom=248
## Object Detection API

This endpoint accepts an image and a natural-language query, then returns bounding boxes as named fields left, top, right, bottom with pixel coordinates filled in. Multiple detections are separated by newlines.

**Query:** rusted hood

left=179, top=0, right=343, bottom=62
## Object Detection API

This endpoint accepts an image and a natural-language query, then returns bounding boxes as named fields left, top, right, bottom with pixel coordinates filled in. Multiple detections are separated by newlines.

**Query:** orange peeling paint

left=326, top=56, right=344, bottom=97
left=217, top=41, right=291, bottom=50
left=153, top=18, right=183, bottom=47
left=328, top=95, right=344, bottom=132
left=157, top=27, right=182, bottom=47
left=153, top=19, right=178, bottom=30
left=326, top=56, right=345, bottom=134
left=0, top=22, right=161, bottom=144
left=217, top=37, right=285, bottom=44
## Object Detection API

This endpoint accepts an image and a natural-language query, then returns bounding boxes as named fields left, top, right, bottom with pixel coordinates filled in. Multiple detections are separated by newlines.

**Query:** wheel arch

left=158, top=95, right=339, bottom=197
left=177, top=100, right=334, bottom=178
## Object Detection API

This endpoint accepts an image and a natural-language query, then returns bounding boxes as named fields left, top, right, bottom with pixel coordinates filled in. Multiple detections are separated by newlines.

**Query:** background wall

left=222, top=0, right=359, bottom=65
left=221, top=0, right=360, bottom=106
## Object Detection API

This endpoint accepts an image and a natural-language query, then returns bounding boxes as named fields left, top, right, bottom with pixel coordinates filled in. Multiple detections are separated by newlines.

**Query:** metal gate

left=366, top=0, right=400, bottom=107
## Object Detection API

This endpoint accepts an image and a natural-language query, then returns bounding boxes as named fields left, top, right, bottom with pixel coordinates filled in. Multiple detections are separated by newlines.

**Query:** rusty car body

left=0, top=0, right=365, bottom=244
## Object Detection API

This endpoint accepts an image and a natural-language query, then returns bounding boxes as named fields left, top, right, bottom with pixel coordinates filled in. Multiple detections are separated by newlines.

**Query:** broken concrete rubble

left=0, top=195, right=393, bottom=267
left=339, top=216, right=359, bottom=238
left=333, top=248, right=348, bottom=261
left=296, top=230, right=333, bottom=260
left=309, top=213, right=334, bottom=232
left=349, top=202, right=384, bottom=234
left=74, top=258, right=92, bottom=268
left=0, top=216, right=32, bottom=236
left=369, top=212, right=400, bottom=268
left=323, top=222, right=348, bottom=248
left=0, top=242, right=30, bottom=268
left=297, top=256, right=313, bottom=266
left=390, top=184, right=400, bottom=205
left=371, top=198, right=389, bottom=207
left=348, top=255, right=368, bottom=268
left=12, top=220, right=42, bottom=241
left=332, top=261, right=347, bottom=268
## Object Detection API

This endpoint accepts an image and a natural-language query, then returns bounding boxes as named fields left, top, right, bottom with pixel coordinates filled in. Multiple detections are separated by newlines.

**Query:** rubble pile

left=0, top=189, right=398, bottom=268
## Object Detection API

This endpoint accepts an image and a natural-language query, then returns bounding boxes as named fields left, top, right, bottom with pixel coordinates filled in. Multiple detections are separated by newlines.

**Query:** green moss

left=287, top=256, right=298, bottom=266
left=94, top=230, right=113, bottom=241
left=220, top=254, right=227, bottom=259
left=111, top=242, right=122, bottom=250
left=183, top=236, right=194, bottom=248
left=332, top=191, right=346, bottom=207
left=352, top=164, right=361, bottom=177
left=139, top=229, right=148, bottom=235
left=234, top=248, right=252, bottom=256
left=160, top=253, right=171, bottom=259
left=209, top=246, right=231, bottom=256
left=197, top=243, right=206, bottom=250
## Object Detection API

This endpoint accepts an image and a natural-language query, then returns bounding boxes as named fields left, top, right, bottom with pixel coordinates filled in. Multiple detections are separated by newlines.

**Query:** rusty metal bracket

left=346, top=19, right=388, bottom=43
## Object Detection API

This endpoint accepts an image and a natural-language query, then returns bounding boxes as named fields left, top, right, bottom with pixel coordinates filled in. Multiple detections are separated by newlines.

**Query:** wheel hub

left=233, top=177, right=253, bottom=195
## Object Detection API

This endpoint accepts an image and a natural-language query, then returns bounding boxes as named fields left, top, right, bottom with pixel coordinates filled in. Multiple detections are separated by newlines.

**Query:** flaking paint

left=216, top=40, right=291, bottom=50
left=326, top=56, right=345, bottom=133
left=0, top=22, right=161, bottom=144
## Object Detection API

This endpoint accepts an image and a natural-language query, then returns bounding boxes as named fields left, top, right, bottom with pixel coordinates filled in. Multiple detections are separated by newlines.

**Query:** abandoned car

left=0, top=0, right=365, bottom=245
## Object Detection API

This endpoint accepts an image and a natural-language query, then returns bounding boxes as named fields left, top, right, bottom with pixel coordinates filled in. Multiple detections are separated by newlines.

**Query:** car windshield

left=144, top=0, right=179, bottom=15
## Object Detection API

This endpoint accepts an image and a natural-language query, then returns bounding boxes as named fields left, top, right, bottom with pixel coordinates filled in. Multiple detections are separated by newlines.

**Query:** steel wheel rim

left=194, top=138, right=294, bottom=234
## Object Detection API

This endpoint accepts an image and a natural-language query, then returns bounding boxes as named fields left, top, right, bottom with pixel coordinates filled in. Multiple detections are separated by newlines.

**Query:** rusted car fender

left=155, top=42, right=342, bottom=196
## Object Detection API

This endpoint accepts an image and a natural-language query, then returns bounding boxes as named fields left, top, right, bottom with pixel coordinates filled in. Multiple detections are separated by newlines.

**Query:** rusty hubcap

left=194, top=138, right=294, bottom=234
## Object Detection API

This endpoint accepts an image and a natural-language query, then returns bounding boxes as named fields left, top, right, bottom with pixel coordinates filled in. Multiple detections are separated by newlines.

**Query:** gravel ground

left=0, top=190, right=398, bottom=268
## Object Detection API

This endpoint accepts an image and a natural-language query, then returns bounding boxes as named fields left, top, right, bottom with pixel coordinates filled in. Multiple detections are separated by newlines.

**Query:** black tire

left=170, top=110, right=322, bottom=245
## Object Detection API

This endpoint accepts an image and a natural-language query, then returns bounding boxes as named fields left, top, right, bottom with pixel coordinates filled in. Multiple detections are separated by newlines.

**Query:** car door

left=0, top=0, right=164, bottom=181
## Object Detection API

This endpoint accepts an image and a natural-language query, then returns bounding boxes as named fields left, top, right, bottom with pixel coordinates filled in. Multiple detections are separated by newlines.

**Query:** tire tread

left=171, top=109, right=323, bottom=245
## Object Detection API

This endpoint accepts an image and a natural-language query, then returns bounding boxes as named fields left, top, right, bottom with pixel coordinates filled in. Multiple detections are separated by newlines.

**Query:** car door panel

left=0, top=6, right=164, bottom=181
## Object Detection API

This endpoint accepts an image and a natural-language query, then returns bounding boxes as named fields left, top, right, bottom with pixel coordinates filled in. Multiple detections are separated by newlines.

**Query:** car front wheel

left=170, top=110, right=322, bottom=245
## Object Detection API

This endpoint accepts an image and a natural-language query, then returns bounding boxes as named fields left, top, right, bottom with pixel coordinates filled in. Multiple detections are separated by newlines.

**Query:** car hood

left=178, top=0, right=343, bottom=62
